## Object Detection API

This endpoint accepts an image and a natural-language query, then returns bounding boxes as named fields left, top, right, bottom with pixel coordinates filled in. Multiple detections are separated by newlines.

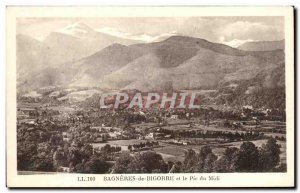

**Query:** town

left=17, top=88, right=287, bottom=174
left=99, top=92, right=200, bottom=109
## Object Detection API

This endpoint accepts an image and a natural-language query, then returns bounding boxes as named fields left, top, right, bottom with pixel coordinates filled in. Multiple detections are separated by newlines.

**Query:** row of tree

left=128, top=141, right=159, bottom=151
left=112, top=138, right=285, bottom=173
left=182, top=138, right=283, bottom=173
left=175, top=130, right=265, bottom=142
left=97, top=144, right=122, bottom=154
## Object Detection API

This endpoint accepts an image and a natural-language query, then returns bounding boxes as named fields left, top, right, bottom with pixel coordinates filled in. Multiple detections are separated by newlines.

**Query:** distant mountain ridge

left=17, top=23, right=142, bottom=80
left=238, top=40, right=285, bottom=51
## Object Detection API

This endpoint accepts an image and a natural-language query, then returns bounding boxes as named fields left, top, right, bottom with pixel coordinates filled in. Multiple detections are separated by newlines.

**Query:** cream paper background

left=6, top=6, right=294, bottom=187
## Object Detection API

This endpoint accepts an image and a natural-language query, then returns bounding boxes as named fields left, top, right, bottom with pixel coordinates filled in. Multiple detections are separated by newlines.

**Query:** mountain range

left=17, top=23, right=141, bottom=83
left=17, top=23, right=285, bottom=109
left=237, top=40, right=285, bottom=51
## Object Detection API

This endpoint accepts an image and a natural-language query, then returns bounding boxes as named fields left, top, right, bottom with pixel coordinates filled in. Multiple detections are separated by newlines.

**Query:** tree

left=83, top=155, right=110, bottom=174
left=126, top=153, right=147, bottom=173
left=169, top=161, right=182, bottom=173
left=53, top=147, right=66, bottom=169
left=33, top=156, right=55, bottom=171
left=113, top=153, right=133, bottom=173
left=258, top=138, right=281, bottom=171
left=17, top=141, right=37, bottom=170
left=126, top=151, right=167, bottom=173
left=214, top=147, right=239, bottom=172
left=236, top=142, right=259, bottom=172
left=202, top=153, right=217, bottom=173
left=116, top=146, right=122, bottom=152
left=214, top=156, right=230, bottom=172
left=74, top=163, right=84, bottom=173
left=196, top=146, right=214, bottom=172
left=68, top=148, right=82, bottom=167
left=128, top=145, right=132, bottom=151
left=224, top=147, right=239, bottom=171
left=139, top=151, right=167, bottom=173
left=183, top=146, right=218, bottom=173
left=183, top=149, right=197, bottom=172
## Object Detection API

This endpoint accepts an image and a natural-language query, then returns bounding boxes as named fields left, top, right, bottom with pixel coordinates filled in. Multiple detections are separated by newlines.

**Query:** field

left=156, top=139, right=286, bottom=164
left=18, top=102, right=77, bottom=113
left=161, top=123, right=286, bottom=138
left=91, top=139, right=151, bottom=151
left=88, top=118, right=286, bottom=164
left=92, top=137, right=286, bottom=164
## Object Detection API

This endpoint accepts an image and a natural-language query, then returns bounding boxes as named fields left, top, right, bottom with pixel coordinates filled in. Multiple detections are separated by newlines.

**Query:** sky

left=17, top=17, right=284, bottom=47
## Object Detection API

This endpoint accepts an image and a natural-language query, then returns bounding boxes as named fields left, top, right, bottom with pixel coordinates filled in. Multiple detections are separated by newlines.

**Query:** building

left=171, top=115, right=179, bottom=119
left=62, top=132, right=71, bottom=142
left=58, top=166, right=70, bottom=173
left=145, top=132, right=154, bottom=139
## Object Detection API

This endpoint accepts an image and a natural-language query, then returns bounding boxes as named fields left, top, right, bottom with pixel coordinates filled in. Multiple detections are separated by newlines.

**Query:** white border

left=5, top=6, right=294, bottom=188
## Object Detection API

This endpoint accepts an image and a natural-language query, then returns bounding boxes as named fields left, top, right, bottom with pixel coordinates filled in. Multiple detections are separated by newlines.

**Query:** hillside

left=17, top=23, right=141, bottom=84
left=17, top=35, right=285, bottom=109
left=17, top=35, right=48, bottom=80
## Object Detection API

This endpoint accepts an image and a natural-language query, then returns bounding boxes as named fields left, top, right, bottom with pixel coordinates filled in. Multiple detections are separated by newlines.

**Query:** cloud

left=220, top=38, right=254, bottom=48
left=97, top=27, right=178, bottom=43
left=219, top=21, right=283, bottom=42
left=17, top=17, right=284, bottom=44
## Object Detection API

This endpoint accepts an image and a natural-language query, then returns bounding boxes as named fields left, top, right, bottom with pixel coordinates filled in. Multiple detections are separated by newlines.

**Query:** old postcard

left=6, top=6, right=294, bottom=188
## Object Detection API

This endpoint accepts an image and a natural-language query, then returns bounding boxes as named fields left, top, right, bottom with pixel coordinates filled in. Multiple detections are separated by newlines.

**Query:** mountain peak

left=166, top=35, right=210, bottom=42
left=165, top=35, right=200, bottom=42
left=107, top=43, right=127, bottom=48
left=56, top=22, right=94, bottom=38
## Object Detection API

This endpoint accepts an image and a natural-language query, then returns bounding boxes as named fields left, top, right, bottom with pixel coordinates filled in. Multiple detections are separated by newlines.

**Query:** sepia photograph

left=6, top=6, right=295, bottom=188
